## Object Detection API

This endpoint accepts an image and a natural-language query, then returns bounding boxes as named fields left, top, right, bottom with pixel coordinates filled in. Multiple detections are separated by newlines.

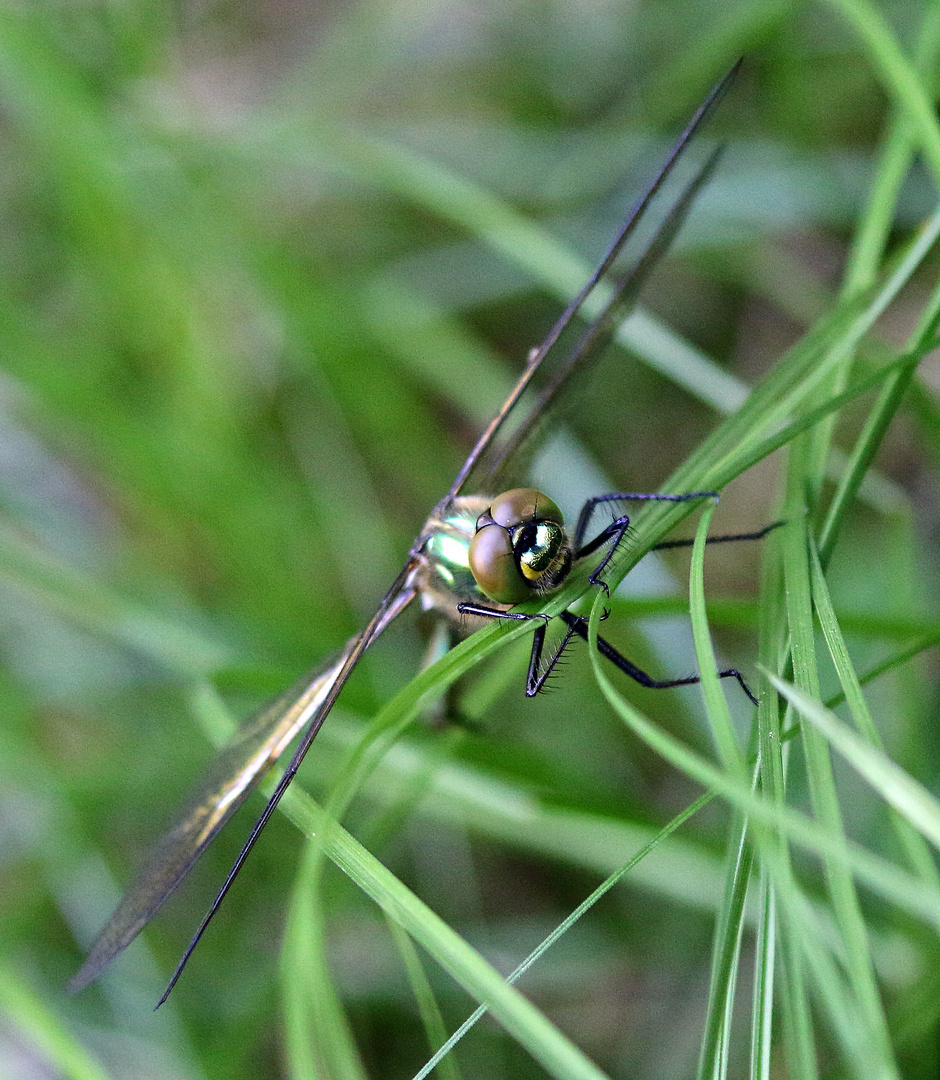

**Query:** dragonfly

left=72, top=62, right=752, bottom=1003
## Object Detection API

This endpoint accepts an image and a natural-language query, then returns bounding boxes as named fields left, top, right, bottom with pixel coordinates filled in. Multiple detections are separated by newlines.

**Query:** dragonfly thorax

left=416, top=488, right=572, bottom=619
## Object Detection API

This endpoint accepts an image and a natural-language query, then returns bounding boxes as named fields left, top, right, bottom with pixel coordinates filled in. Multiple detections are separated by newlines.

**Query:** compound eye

left=488, top=488, right=563, bottom=529
left=468, top=488, right=568, bottom=604
left=468, top=521, right=530, bottom=604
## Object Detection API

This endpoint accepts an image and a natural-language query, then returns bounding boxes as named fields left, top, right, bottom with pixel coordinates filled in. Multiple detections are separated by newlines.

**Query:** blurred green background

left=1, top=1, right=939, bottom=1078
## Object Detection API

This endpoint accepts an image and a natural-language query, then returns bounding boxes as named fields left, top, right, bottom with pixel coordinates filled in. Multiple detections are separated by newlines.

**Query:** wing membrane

left=450, top=61, right=738, bottom=498
left=488, top=143, right=725, bottom=494
left=72, top=576, right=417, bottom=993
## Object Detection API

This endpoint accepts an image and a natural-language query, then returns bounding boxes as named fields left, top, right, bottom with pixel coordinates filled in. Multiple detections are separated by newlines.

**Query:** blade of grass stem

left=280, top=786, right=612, bottom=1080
left=767, top=675, right=940, bottom=857
left=387, top=915, right=463, bottom=1080
left=782, top=440, right=897, bottom=1077
left=414, top=783, right=714, bottom=1080
left=809, top=539, right=940, bottom=885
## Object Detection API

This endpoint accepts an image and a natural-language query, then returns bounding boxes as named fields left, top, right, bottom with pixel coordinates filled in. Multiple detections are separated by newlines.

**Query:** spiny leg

left=456, top=602, right=563, bottom=697
left=458, top=600, right=758, bottom=703
left=457, top=601, right=757, bottom=703
left=572, top=490, right=720, bottom=591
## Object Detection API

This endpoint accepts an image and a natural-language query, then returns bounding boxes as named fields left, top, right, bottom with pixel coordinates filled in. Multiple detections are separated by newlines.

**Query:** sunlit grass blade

left=768, top=674, right=940, bottom=855
left=588, top=584, right=888, bottom=1076
left=584, top=600, right=940, bottom=933
left=809, top=537, right=940, bottom=884
left=696, top=794, right=755, bottom=1080
left=781, top=437, right=897, bottom=1077
left=750, top=870, right=775, bottom=1080
left=688, top=497, right=744, bottom=771
left=414, top=790, right=716, bottom=1080
left=689, top=496, right=754, bottom=1080
left=279, top=785, right=612, bottom=1080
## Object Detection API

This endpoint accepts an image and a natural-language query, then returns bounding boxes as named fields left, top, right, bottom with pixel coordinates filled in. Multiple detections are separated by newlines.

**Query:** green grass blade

left=0, top=964, right=111, bottom=1080
left=689, top=499, right=746, bottom=774
left=828, top=0, right=940, bottom=182
left=809, top=538, right=940, bottom=884
left=414, top=787, right=715, bottom=1080
left=749, top=871, right=775, bottom=1080
left=768, top=675, right=940, bottom=856
left=281, top=839, right=368, bottom=1080
left=782, top=439, right=898, bottom=1077
left=280, top=787, right=612, bottom=1080
left=387, top=916, right=463, bottom=1080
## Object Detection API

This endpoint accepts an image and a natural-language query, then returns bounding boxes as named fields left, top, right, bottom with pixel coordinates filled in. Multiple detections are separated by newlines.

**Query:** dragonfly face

left=71, top=64, right=742, bottom=1001
left=415, top=488, right=572, bottom=625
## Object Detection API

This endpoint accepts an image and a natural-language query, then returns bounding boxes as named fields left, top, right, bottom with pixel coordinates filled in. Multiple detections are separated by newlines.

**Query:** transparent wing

left=70, top=648, right=350, bottom=991
left=72, top=576, right=417, bottom=993
left=448, top=61, right=738, bottom=500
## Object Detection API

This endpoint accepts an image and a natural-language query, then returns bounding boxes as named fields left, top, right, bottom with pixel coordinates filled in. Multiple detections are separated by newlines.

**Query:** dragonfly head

left=468, top=488, right=572, bottom=604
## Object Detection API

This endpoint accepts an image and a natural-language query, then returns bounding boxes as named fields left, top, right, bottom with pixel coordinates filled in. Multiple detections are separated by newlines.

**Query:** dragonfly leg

left=456, top=602, right=561, bottom=697
left=573, top=490, right=719, bottom=550
left=525, top=617, right=581, bottom=696
left=458, top=602, right=757, bottom=703
left=558, top=610, right=759, bottom=705
left=572, top=490, right=720, bottom=592
left=574, top=494, right=721, bottom=552
left=573, top=515, right=630, bottom=595
left=456, top=601, right=550, bottom=625
left=651, top=520, right=784, bottom=551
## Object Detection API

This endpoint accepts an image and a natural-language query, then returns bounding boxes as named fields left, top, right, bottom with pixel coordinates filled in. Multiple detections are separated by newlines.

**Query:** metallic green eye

left=468, top=488, right=570, bottom=604
left=517, top=520, right=565, bottom=582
